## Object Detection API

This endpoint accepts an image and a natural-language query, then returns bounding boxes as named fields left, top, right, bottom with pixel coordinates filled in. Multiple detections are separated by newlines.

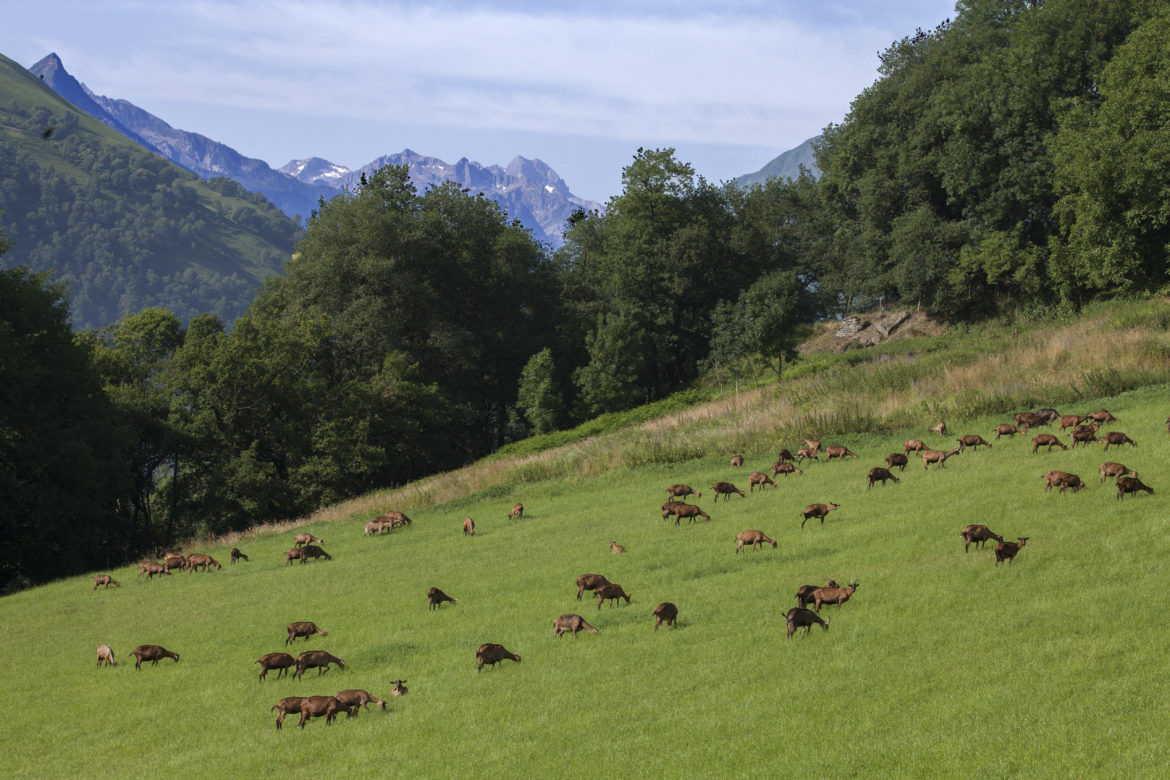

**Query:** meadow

left=4, top=376, right=1170, bottom=777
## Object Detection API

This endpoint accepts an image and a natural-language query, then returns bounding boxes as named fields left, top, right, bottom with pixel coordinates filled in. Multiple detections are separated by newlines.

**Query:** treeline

left=3, top=0, right=1169, bottom=590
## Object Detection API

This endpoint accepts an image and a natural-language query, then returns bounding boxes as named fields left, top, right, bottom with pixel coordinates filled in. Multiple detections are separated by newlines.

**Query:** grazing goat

left=462, top=517, right=475, bottom=536
left=796, top=580, right=839, bottom=609
left=673, top=504, right=711, bottom=524
left=294, top=533, right=322, bottom=548
left=390, top=679, right=408, bottom=696
left=1102, top=432, right=1136, bottom=450
left=553, top=614, right=598, bottom=638
left=162, top=553, right=186, bottom=573
left=131, top=644, right=179, bottom=670
left=994, top=538, right=1029, bottom=566
left=230, top=548, right=248, bottom=563
left=507, top=503, right=524, bottom=520
left=1086, top=409, right=1118, bottom=425
left=796, top=447, right=819, bottom=463
left=576, top=574, right=610, bottom=600
left=298, top=695, right=351, bottom=729
left=476, top=643, right=521, bottom=671
left=1059, top=415, right=1088, bottom=431
left=785, top=608, right=829, bottom=639
left=299, top=544, right=332, bottom=563
left=800, top=502, right=839, bottom=528
left=596, top=583, right=631, bottom=609
left=960, top=525, right=1003, bottom=553
left=1032, top=434, right=1067, bottom=453
left=335, top=689, right=387, bottom=712
left=185, top=553, right=221, bottom=572
left=921, top=448, right=960, bottom=469
left=271, top=697, right=306, bottom=730
left=749, top=472, right=776, bottom=491
left=886, top=453, right=909, bottom=472
left=661, top=501, right=687, bottom=521
left=904, top=439, right=927, bottom=454
left=867, top=467, right=900, bottom=489
left=1034, top=408, right=1061, bottom=422
left=667, top=484, right=702, bottom=500
left=712, top=481, right=745, bottom=501
left=286, top=622, right=328, bottom=645
left=735, top=530, right=777, bottom=553
left=255, top=652, right=296, bottom=681
left=1116, top=476, right=1154, bottom=500
left=364, top=520, right=388, bottom=536
left=994, top=424, right=1021, bottom=439
left=957, top=435, right=992, bottom=452
left=1015, top=412, right=1046, bottom=431
left=1070, top=427, right=1099, bottom=448
left=813, top=581, right=859, bottom=612
left=825, top=445, right=858, bottom=461
left=96, top=644, right=116, bottom=667
left=730, top=454, right=744, bottom=467
left=294, top=650, right=345, bottom=678
left=137, top=561, right=168, bottom=579
left=93, top=574, right=120, bottom=590
left=285, top=548, right=305, bottom=564
left=1100, top=462, right=1137, bottom=482
left=776, top=449, right=795, bottom=462
left=1044, top=471, right=1085, bottom=494
left=930, top=422, right=947, bottom=436
left=427, top=587, right=457, bottom=610
left=801, top=439, right=822, bottom=455
left=771, top=461, right=803, bottom=477
left=378, top=511, right=412, bottom=530
left=609, top=540, right=625, bottom=554
left=653, top=602, right=678, bottom=632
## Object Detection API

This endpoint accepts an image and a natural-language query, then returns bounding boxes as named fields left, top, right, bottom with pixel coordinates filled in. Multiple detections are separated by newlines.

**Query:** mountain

left=0, top=52, right=301, bottom=329
left=30, top=54, right=600, bottom=244
left=735, top=136, right=821, bottom=188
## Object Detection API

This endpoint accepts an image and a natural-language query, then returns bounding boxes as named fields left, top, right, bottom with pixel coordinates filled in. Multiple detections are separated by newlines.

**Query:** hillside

left=735, top=135, right=820, bottom=188
left=0, top=53, right=301, bottom=329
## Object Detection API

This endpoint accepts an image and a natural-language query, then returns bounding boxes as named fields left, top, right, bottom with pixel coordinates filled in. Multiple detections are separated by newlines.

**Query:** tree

left=516, top=348, right=564, bottom=435
left=573, top=312, right=649, bottom=416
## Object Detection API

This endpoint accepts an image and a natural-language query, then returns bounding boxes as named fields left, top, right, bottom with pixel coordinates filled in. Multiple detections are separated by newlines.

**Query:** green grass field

left=5, top=383, right=1170, bottom=777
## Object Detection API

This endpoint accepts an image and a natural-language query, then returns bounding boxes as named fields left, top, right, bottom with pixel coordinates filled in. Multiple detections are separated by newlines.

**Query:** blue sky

left=2, top=1, right=957, bottom=203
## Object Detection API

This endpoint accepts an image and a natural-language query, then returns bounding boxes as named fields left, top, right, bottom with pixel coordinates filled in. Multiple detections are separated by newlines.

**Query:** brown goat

left=507, top=503, right=524, bottom=520
left=825, top=445, right=859, bottom=461
left=796, top=447, right=819, bottom=463
left=735, top=529, right=777, bottom=553
left=867, top=467, right=900, bottom=489
left=796, top=580, right=839, bottom=609
left=137, top=561, right=168, bottom=579
left=930, top=422, right=947, bottom=436
left=1032, top=434, right=1068, bottom=453
left=652, top=602, right=679, bottom=632
left=427, top=587, right=457, bottom=610
left=476, top=643, right=521, bottom=671
left=730, top=454, right=744, bottom=467
left=1034, top=408, right=1061, bottom=422
left=284, top=548, right=305, bottom=564
left=286, top=621, right=328, bottom=645
left=230, top=547, right=248, bottom=563
left=957, top=435, right=992, bottom=452
left=1069, top=426, right=1099, bottom=448
left=298, top=695, right=352, bottom=729
left=673, top=503, right=711, bottom=524
left=800, top=502, right=839, bottom=528
left=904, top=439, right=928, bottom=454
left=93, top=574, right=120, bottom=590
left=771, top=461, right=804, bottom=477
left=131, top=644, right=179, bottom=670
left=185, top=553, right=221, bottom=572
left=255, top=652, right=296, bottom=681
left=785, top=608, right=829, bottom=639
left=294, top=532, right=323, bottom=548
left=994, top=424, right=1021, bottom=439
left=1059, top=414, right=1088, bottom=431
left=886, top=453, right=909, bottom=472
left=390, top=679, right=408, bottom=696
left=712, top=482, right=745, bottom=501
left=335, top=689, right=387, bottom=712
left=1099, top=462, right=1138, bottom=482
left=1015, top=412, right=1046, bottom=431
left=1086, top=409, right=1118, bottom=424
left=801, top=439, right=822, bottom=455
left=1116, top=476, right=1154, bottom=500
left=1102, top=431, right=1136, bottom=450
left=596, top=583, right=631, bottom=609
left=162, top=553, right=186, bottom=573
left=96, top=644, right=116, bottom=667
left=576, top=573, right=610, bottom=600
left=364, top=520, right=388, bottom=536
left=661, top=500, right=687, bottom=521
left=377, top=511, right=412, bottom=530
left=1044, top=471, right=1085, bottom=494
left=748, top=472, right=776, bottom=491
left=994, top=537, right=1029, bottom=566
left=813, top=581, right=859, bottom=612
left=553, top=614, right=599, bottom=638
left=922, top=448, right=960, bottom=469
left=294, top=650, right=346, bottom=678
left=666, top=484, right=702, bottom=500
left=609, top=540, right=625, bottom=554
left=271, top=697, right=306, bottom=730
left=462, top=517, right=475, bottom=536
left=960, top=525, right=1003, bottom=553
left=299, top=545, right=332, bottom=563
left=776, top=448, right=795, bottom=462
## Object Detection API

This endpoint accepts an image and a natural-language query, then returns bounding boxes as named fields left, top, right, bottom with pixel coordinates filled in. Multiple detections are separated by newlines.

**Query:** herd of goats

left=86, top=405, right=1160, bottom=728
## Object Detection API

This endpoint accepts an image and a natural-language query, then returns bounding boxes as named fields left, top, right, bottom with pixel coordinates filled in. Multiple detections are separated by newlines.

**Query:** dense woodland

left=3, top=0, right=1169, bottom=590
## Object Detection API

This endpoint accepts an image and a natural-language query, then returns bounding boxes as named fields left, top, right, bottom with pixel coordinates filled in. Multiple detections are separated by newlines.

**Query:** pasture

left=4, top=385, right=1170, bottom=777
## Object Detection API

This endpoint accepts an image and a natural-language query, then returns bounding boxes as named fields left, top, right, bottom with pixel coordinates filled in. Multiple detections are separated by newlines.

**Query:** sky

left=2, top=1, right=958, bottom=204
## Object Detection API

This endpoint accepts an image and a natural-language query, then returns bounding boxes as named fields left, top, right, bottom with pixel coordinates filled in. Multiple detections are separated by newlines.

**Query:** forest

left=2, top=0, right=1168, bottom=591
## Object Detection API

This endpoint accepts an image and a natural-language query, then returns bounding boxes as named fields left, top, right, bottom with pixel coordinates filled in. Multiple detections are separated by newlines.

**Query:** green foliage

left=515, top=348, right=564, bottom=435
left=573, top=311, right=650, bottom=416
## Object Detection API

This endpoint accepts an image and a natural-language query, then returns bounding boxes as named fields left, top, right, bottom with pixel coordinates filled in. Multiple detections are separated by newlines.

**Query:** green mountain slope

left=0, top=53, right=301, bottom=328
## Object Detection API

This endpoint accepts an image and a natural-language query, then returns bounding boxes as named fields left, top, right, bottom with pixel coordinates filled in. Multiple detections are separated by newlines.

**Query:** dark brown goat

left=463, top=517, right=475, bottom=536
left=271, top=697, right=306, bottom=730
left=576, top=574, right=610, bottom=600
left=800, top=502, right=839, bottom=528
left=730, top=454, right=744, bottom=467
left=476, top=643, right=521, bottom=671
left=131, top=644, right=179, bottom=670
left=957, top=435, right=992, bottom=452
left=922, top=448, right=961, bottom=469
left=796, top=447, right=819, bottom=463
left=162, top=553, right=186, bottom=573
left=1070, top=426, right=1100, bottom=448
left=1102, top=431, right=1136, bottom=450
left=284, top=548, right=305, bottom=564
left=711, top=481, right=745, bottom=501
left=652, top=602, right=678, bottom=632
left=867, top=467, right=900, bottom=489
left=661, top=501, right=687, bottom=521
left=785, top=608, right=829, bottom=639
left=1015, top=412, right=1046, bottom=431
left=1032, top=434, right=1068, bottom=453
left=826, top=445, right=859, bottom=461
left=255, top=652, right=296, bottom=681
left=673, top=503, right=711, bottom=524
left=596, top=583, right=631, bottom=609
left=749, top=472, right=776, bottom=491
left=813, top=581, right=859, bottom=612
left=796, top=580, right=839, bottom=609
left=294, top=650, right=346, bottom=678
left=286, top=622, right=328, bottom=645
left=960, top=524, right=1003, bottom=553
left=334, top=689, right=387, bottom=712
left=735, top=529, right=777, bottom=553
left=776, top=448, right=795, bottom=462
left=1059, top=414, right=1088, bottom=431
left=1116, top=476, right=1154, bottom=500
left=666, top=484, right=702, bottom=500
left=994, top=537, right=1029, bottom=566
left=230, top=547, right=248, bottom=563
left=904, top=439, right=927, bottom=454
left=96, top=644, right=116, bottom=667
left=1034, top=408, right=1061, bottom=422
left=137, top=561, right=168, bottom=579
left=553, top=614, right=598, bottom=638
left=1044, top=471, right=1085, bottom=494
left=299, top=545, right=332, bottom=563
left=93, top=574, right=120, bottom=590
left=886, top=453, right=909, bottom=472
left=771, top=461, right=804, bottom=477
left=427, top=587, right=458, bottom=610
left=994, top=424, right=1021, bottom=439
left=1099, top=462, right=1137, bottom=482
left=185, top=553, right=221, bottom=572
left=294, top=532, right=323, bottom=548
left=1086, top=409, right=1118, bottom=425
left=298, top=695, right=352, bottom=729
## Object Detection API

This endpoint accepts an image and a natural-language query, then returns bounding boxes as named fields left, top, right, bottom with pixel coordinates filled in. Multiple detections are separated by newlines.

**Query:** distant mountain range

left=735, top=136, right=821, bottom=188
left=30, top=53, right=600, bottom=245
